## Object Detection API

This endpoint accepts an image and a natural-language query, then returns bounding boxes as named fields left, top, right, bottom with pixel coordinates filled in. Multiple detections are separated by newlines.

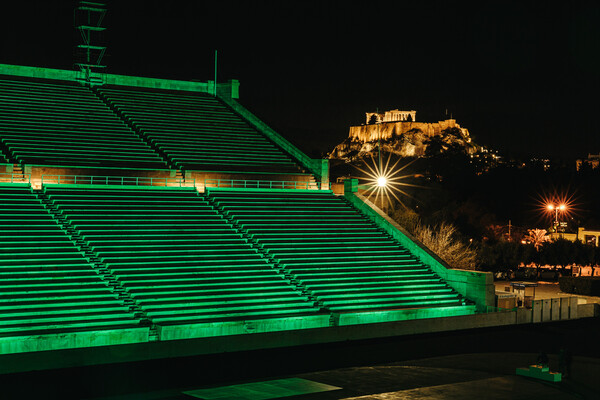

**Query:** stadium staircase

left=0, top=77, right=168, bottom=170
left=89, top=87, right=177, bottom=172
left=95, top=86, right=307, bottom=175
left=0, top=142, right=12, bottom=165
left=0, top=139, right=21, bottom=178
left=206, top=188, right=474, bottom=323
left=41, top=185, right=328, bottom=340
left=204, top=194, right=325, bottom=314
left=0, top=184, right=145, bottom=341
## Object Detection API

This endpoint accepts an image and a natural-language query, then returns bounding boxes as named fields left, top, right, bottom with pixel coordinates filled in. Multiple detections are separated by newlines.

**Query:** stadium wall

left=1, top=305, right=596, bottom=375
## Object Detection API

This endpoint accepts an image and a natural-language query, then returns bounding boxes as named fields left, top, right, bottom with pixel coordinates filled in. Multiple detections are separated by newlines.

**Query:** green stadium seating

left=208, top=189, right=468, bottom=313
left=96, top=86, right=304, bottom=174
left=43, top=185, right=323, bottom=328
left=0, top=184, right=141, bottom=337
left=0, top=77, right=168, bottom=170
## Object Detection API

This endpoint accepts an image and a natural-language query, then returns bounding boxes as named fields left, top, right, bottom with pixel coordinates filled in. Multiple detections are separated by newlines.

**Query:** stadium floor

left=0, top=317, right=598, bottom=399
left=81, top=353, right=599, bottom=400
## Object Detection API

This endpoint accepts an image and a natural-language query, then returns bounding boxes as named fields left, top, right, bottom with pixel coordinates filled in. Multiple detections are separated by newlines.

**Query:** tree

left=524, top=228, right=549, bottom=251
left=390, top=206, right=420, bottom=234
left=478, top=241, right=526, bottom=272
left=425, top=136, right=445, bottom=157
left=415, top=222, right=477, bottom=270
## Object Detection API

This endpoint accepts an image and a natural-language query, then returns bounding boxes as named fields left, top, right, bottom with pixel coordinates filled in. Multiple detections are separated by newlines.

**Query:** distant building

left=469, top=147, right=501, bottom=174
left=529, top=158, right=551, bottom=171
left=576, top=153, right=600, bottom=171
left=550, top=227, right=600, bottom=246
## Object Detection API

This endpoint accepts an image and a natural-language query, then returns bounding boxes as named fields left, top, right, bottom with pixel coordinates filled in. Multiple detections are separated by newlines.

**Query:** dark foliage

left=478, top=238, right=597, bottom=272
left=559, top=276, right=600, bottom=296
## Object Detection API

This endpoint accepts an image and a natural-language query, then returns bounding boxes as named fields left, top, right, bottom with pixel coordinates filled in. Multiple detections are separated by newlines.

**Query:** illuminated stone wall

left=349, top=119, right=469, bottom=142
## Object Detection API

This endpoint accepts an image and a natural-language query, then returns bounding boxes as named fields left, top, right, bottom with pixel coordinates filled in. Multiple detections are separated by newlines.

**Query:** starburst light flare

left=353, top=152, right=422, bottom=210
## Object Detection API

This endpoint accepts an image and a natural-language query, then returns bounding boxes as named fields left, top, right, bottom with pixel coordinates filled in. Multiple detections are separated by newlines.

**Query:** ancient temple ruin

left=365, top=109, right=417, bottom=124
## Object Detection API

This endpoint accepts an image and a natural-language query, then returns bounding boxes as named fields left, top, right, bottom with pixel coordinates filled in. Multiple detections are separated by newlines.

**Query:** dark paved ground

left=86, top=353, right=599, bottom=400
left=495, top=281, right=600, bottom=304
left=3, top=318, right=599, bottom=399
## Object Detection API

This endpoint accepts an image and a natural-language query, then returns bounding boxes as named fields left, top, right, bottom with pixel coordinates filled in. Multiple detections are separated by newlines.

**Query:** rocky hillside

left=329, top=125, right=478, bottom=161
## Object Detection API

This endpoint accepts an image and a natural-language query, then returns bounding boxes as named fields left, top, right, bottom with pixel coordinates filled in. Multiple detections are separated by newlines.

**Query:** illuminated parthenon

left=365, top=109, right=417, bottom=124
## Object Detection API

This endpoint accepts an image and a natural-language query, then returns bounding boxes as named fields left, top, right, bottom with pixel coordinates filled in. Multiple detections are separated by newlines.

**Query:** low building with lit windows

left=550, top=227, right=600, bottom=246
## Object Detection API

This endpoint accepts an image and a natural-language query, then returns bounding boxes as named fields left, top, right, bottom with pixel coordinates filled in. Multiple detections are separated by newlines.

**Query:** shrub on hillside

left=415, top=222, right=477, bottom=270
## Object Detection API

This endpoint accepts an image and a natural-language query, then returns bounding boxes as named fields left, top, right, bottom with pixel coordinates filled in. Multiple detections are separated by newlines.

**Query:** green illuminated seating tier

left=0, top=184, right=140, bottom=337
left=43, top=186, right=322, bottom=326
left=0, top=77, right=167, bottom=170
left=208, top=189, right=466, bottom=313
left=96, top=86, right=303, bottom=173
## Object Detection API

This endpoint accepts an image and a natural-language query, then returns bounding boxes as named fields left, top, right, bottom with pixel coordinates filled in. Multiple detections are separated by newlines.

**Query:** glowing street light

left=547, top=203, right=567, bottom=227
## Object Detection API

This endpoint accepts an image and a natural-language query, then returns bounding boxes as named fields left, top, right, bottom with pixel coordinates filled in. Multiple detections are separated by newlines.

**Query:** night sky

left=1, top=1, right=599, bottom=159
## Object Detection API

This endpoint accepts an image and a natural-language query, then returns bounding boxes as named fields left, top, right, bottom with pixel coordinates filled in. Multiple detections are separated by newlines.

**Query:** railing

left=204, top=178, right=323, bottom=190
left=41, top=174, right=195, bottom=188
left=0, top=172, right=31, bottom=183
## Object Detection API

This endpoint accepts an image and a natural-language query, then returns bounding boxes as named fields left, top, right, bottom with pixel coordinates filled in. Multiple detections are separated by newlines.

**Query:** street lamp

left=547, top=203, right=566, bottom=228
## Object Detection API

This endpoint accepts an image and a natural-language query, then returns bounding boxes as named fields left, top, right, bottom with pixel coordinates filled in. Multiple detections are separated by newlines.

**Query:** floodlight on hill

left=353, top=153, right=421, bottom=211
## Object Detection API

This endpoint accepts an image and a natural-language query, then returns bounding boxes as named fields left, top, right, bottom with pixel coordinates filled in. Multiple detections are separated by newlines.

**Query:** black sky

left=1, top=0, right=599, bottom=159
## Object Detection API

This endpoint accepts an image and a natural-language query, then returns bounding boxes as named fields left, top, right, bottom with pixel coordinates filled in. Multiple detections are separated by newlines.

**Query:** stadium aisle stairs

left=208, top=189, right=469, bottom=313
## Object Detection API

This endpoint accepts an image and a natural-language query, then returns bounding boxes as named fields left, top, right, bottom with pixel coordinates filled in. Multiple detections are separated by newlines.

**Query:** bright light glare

left=537, top=191, right=578, bottom=226
left=353, top=153, right=422, bottom=210
left=546, top=203, right=567, bottom=211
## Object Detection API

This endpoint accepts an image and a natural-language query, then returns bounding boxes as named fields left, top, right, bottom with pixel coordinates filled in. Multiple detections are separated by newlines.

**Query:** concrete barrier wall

left=0, top=327, right=149, bottom=355
left=0, top=300, right=596, bottom=374
left=104, top=73, right=210, bottom=93
left=530, top=297, right=582, bottom=323
left=342, top=180, right=495, bottom=310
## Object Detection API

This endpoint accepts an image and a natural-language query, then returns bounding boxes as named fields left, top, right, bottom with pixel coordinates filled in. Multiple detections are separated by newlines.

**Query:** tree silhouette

left=524, top=228, right=549, bottom=251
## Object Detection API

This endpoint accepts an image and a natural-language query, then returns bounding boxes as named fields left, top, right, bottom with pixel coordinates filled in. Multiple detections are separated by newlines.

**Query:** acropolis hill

left=329, top=109, right=476, bottom=160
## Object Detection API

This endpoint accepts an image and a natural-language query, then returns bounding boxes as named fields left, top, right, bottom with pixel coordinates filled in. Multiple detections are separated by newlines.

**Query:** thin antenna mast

left=214, top=50, right=218, bottom=96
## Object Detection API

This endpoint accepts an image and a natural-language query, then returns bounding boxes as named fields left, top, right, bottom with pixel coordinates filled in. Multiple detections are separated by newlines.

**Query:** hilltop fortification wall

left=349, top=119, right=468, bottom=142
